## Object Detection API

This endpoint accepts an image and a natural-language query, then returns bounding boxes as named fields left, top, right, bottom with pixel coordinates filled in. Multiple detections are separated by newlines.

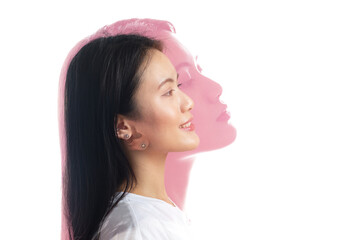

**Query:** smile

left=179, top=122, right=195, bottom=131
left=179, top=122, right=191, bottom=128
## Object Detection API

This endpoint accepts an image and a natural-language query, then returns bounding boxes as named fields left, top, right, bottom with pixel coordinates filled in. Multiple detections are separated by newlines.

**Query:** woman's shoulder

left=98, top=192, right=167, bottom=240
left=98, top=195, right=141, bottom=240
left=99, top=192, right=193, bottom=240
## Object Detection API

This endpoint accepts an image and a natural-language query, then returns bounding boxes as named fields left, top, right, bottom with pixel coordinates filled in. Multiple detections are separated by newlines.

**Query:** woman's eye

left=164, top=90, right=174, bottom=96
left=165, top=83, right=182, bottom=96
left=164, top=83, right=183, bottom=96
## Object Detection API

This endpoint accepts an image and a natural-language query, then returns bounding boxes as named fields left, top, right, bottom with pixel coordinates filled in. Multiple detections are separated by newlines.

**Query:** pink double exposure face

left=159, top=31, right=237, bottom=153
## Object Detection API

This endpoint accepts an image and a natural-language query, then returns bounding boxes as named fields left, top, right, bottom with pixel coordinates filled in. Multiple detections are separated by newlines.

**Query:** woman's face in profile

left=132, top=49, right=200, bottom=153
left=160, top=32, right=237, bottom=151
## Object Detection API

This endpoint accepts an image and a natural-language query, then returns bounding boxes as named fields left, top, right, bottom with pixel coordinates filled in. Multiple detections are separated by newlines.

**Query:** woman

left=62, top=30, right=199, bottom=239
left=59, top=18, right=236, bottom=240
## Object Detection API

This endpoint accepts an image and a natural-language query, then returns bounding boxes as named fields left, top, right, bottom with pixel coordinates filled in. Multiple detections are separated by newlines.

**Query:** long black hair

left=64, top=34, right=163, bottom=240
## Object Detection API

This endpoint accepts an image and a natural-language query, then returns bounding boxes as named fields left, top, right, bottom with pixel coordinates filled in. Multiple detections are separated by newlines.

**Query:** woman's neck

left=118, top=150, right=171, bottom=203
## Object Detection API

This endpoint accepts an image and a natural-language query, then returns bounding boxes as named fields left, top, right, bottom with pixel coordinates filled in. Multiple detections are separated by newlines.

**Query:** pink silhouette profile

left=58, top=18, right=237, bottom=240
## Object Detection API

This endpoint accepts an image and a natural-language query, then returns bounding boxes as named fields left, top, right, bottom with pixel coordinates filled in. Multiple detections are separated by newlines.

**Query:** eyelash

left=165, top=83, right=183, bottom=96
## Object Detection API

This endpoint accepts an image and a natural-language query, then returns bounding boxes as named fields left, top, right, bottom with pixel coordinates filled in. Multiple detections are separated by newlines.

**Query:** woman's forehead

left=140, top=50, right=176, bottom=88
left=161, top=35, right=195, bottom=68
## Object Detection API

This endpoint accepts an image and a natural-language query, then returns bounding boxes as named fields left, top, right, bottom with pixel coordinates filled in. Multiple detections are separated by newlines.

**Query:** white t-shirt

left=97, top=192, right=193, bottom=240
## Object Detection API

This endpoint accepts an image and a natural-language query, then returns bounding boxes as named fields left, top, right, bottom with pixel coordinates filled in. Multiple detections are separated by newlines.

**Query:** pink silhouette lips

left=217, top=108, right=231, bottom=122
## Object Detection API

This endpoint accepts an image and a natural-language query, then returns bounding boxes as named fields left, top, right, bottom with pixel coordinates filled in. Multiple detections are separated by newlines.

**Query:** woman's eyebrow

left=158, top=73, right=179, bottom=90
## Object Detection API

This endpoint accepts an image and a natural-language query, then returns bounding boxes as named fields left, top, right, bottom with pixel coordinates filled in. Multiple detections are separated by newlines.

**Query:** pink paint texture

left=58, top=18, right=236, bottom=240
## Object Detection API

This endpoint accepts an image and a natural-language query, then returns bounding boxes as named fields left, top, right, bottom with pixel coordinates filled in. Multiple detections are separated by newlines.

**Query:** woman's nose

left=201, top=75, right=223, bottom=104
left=181, top=92, right=194, bottom=112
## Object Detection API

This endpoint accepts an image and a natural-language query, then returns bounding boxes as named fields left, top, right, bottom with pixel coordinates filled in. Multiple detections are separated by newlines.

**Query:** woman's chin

left=178, top=135, right=200, bottom=152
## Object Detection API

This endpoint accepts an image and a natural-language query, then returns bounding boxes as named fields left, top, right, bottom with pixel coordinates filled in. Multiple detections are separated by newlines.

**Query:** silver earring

left=141, top=143, right=146, bottom=148
left=124, top=134, right=129, bottom=139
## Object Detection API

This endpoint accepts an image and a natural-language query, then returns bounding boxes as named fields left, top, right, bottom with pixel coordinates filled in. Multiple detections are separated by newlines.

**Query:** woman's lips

left=179, top=122, right=195, bottom=131
left=180, top=117, right=193, bottom=126
left=216, top=109, right=231, bottom=121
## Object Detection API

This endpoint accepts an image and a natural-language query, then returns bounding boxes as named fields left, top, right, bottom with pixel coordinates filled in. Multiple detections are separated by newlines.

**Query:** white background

left=0, top=0, right=359, bottom=239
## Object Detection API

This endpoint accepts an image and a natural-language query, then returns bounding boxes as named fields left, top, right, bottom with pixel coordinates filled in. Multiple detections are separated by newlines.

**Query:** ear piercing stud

left=117, top=128, right=145, bottom=148
left=116, top=129, right=130, bottom=139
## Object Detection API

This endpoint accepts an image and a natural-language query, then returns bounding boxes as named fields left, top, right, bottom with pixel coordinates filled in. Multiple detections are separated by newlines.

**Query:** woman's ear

left=116, top=114, right=149, bottom=151
left=116, top=114, right=133, bottom=140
